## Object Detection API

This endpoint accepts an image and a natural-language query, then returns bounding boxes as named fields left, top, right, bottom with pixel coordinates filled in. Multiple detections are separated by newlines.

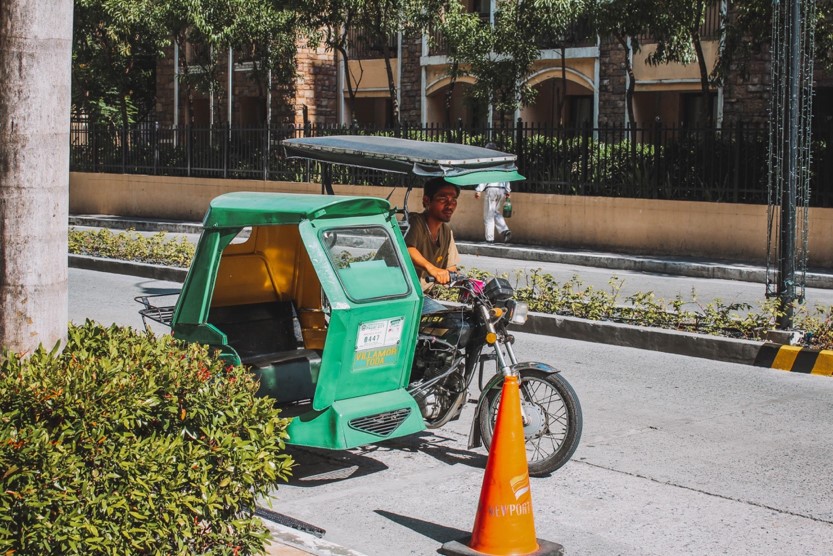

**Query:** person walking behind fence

left=474, top=143, right=512, bottom=243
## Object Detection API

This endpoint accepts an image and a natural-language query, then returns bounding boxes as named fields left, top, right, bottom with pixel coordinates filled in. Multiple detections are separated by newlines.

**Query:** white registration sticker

left=356, top=317, right=404, bottom=351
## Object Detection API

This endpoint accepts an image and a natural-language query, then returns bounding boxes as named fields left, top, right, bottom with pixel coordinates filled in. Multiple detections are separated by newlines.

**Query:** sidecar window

left=322, top=226, right=410, bottom=302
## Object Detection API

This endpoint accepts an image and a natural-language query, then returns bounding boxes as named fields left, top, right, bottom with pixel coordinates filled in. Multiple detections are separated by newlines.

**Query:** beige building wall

left=70, top=172, right=833, bottom=268
left=633, top=42, right=720, bottom=87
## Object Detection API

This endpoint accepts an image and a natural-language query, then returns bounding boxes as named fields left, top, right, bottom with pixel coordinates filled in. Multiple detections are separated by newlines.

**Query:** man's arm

left=407, top=246, right=451, bottom=284
left=446, top=233, right=459, bottom=273
left=474, top=182, right=487, bottom=199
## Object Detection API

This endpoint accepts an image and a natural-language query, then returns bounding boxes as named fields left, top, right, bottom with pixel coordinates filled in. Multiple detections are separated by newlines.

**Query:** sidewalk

left=262, top=519, right=368, bottom=556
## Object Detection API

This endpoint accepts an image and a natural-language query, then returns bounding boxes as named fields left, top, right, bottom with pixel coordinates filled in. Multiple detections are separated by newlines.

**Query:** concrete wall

left=69, top=172, right=833, bottom=268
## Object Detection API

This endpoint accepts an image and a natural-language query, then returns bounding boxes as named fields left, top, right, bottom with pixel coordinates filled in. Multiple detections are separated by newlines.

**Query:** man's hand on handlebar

left=426, top=269, right=462, bottom=285
left=427, top=265, right=451, bottom=285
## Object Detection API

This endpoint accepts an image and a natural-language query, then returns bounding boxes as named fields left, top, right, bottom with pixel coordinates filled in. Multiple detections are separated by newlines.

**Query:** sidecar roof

left=282, top=135, right=525, bottom=185
left=202, top=191, right=391, bottom=229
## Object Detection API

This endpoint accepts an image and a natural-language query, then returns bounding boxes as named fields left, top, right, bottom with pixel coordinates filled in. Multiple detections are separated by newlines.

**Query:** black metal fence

left=69, top=119, right=833, bottom=207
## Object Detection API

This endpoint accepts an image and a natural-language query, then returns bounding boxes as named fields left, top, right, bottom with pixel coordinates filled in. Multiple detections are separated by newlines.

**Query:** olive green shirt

left=404, top=211, right=460, bottom=292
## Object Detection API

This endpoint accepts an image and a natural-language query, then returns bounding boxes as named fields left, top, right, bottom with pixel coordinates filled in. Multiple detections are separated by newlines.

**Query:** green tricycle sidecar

left=147, top=192, right=425, bottom=449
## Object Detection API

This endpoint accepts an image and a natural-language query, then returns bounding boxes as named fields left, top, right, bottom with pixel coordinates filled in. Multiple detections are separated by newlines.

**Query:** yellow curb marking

left=811, top=350, right=833, bottom=377
left=771, top=345, right=801, bottom=371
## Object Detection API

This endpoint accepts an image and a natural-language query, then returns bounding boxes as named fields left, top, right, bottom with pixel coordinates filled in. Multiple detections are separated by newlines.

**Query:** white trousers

left=482, top=188, right=509, bottom=241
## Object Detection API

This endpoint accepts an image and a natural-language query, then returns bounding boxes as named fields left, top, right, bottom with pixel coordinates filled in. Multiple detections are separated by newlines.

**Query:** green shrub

left=69, top=228, right=195, bottom=268
left=0, top=322, right=293, bottom=555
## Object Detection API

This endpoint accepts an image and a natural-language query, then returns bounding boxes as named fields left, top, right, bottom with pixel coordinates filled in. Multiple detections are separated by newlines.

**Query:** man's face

left=425, top=184, right=459, bottom=223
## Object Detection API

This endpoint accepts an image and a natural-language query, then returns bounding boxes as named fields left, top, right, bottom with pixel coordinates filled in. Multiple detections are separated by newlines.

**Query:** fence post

left=224, top=124, right=230, bottom=178
left=92, top=123, right=99, bottom=173
left=263, top=125, right=270, bottom=181
left=733, top=120, right=742, bottom=202
left=121, top=125, right=127, bottom=174
left=515, top=117, right=524, bottom=174
left=187, top=124, right=192, bottom=177
left=653, top=119, right=662, bottom=198
left=457, top=117, right=463, bottom=143
left=581, top=121, right=590, bottom=188
left=153, top=121, right=159, bottom=175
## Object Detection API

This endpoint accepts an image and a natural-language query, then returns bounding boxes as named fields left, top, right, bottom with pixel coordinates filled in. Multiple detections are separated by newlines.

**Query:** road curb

left=753, top=343, right=833, bottom=377
left=69, top=215, right=204, bottom=234
left=69, top=254, right=188, bottom=283
left=516, top=311, right=764, bottom=366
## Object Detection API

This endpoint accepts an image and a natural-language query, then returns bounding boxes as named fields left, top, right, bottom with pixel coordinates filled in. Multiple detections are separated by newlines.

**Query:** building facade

left=154, top=1, right=831, bottom=131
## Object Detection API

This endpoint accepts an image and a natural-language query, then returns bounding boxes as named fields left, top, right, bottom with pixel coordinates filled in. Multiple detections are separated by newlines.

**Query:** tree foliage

left=72, top=0, right=170, bottom=126
left=71, top=0, right=833, bottom=128
left=72, top=0, right=298, bottom=126
left=436, top=0, right=591, bottom=122
left=298, top=0, right=365, bottom=118
left=164, top=0, right=298, bottom=125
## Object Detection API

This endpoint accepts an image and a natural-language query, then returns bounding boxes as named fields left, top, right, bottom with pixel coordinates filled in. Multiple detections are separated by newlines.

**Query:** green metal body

left=171, top=192, right=426, bottom=449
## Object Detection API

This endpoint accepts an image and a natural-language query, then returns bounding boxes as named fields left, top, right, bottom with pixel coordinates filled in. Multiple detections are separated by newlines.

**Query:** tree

left=436, top=0, right=591, bottom=126
left=72, top=0, right=170, bottom=127
left=593, top=0, right=655, bottom=129
left=0, top=0, right=73, bottom=352
left=351, top=0, right=443, bottom=125
left=646, top=0, right=716, bottom=126
left=298, top=0, right=365, bottom=122
left=716, top=0, right=833, bottom=81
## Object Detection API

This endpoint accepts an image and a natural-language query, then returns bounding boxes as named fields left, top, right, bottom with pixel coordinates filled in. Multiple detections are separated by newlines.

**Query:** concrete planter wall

left=69, top=172, right=833, bottom=268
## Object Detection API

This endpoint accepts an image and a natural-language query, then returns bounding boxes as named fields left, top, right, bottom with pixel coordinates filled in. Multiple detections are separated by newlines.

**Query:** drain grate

left=349, top=408, right=411, bottom=437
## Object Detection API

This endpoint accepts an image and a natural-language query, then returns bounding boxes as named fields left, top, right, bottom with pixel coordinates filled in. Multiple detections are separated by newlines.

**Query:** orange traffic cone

left=440, top=375, right=563, bottom=556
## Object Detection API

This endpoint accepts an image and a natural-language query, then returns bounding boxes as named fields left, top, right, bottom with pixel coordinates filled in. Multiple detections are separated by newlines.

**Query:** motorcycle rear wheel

left=478, top=368, right=582, bottom=477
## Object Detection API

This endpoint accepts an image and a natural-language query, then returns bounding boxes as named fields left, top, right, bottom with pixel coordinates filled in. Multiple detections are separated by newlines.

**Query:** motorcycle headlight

left=508, top=301, right=529, bottom=325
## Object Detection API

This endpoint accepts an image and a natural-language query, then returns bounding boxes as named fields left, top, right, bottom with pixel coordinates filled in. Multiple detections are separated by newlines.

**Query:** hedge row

left=0, top=322, right=294, bottom=555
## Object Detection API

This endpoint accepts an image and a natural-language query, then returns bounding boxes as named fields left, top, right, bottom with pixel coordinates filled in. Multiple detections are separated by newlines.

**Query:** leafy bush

left=68, top=228, right=833, bottom=349
left=69, top=228, right=195, bottom=268
left=0, top=322, right=294, bottom=555
left=432, top=268, right=798, bottom=343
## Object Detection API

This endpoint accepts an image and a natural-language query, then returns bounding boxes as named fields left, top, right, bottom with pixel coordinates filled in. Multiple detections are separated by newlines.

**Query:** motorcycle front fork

left=477, top=305, right=529, bottom=425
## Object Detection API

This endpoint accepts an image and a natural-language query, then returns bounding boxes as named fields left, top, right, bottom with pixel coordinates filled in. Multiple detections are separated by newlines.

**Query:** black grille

left=349, top=408, right=411, bottom=437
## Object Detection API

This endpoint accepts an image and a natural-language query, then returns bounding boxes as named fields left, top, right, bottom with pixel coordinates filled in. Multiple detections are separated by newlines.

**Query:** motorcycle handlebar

left=425, top=271, right=463, bottom=284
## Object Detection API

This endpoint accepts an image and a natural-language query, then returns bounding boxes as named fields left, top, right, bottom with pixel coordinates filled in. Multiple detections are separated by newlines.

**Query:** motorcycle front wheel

left=478, top=368, right=582, bottom=477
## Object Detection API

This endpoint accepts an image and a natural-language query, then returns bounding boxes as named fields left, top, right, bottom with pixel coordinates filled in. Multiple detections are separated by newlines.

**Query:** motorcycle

left=409, top=274, right=582, bottom=476
left=136, top=135, right=583, bottom=475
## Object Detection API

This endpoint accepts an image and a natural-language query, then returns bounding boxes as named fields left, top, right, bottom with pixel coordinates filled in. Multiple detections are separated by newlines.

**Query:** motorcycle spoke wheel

left=479, top=369, right=582, bottom=476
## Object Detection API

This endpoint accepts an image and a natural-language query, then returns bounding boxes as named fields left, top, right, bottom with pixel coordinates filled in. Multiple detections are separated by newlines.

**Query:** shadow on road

left=134, top=279, right=181, bottom=296
left=284, top=431, right=487, bottom=488
left=284, top=446, right=389, bottom=486
left=374, top=431, right=488, bottom=471
left=374, top=509, right=469, bottom=544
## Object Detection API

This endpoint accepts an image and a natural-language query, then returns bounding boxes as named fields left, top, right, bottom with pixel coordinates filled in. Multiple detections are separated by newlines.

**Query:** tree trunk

left=381, top=44, right=399, bottom=126
left=337, top=45, right=359, bottom=121
left=688, top=0, right=712, bottom=127
left=0, top=0, right=72, bottom=352
left=616, top=33, right=637, bottom=140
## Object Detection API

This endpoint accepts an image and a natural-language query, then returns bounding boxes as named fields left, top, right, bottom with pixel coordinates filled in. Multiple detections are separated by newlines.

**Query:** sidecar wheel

left=479, top=368, right=582, bottom=477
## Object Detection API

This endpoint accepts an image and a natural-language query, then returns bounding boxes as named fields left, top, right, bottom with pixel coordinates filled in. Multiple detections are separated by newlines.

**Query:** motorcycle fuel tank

left=419, top=309, right=476, bottom=346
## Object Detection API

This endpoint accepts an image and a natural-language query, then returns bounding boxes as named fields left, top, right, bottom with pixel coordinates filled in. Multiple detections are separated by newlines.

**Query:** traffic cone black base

left=440, top=536, right=564, bottom=556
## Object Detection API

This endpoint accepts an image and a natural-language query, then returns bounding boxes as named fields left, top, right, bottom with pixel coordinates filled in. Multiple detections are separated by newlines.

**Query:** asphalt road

left=265, top=334, right=833, bottom=556
left=70, top=267, right=833, bottom=555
